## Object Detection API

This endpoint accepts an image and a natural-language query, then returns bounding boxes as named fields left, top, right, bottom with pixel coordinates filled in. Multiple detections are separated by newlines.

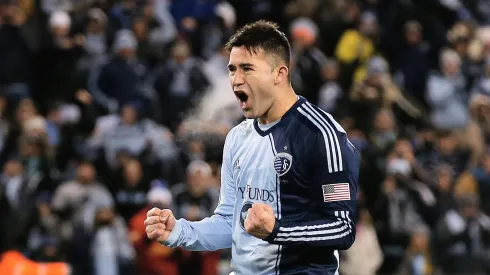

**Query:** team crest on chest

left=274, top=152, right=293, bottom=176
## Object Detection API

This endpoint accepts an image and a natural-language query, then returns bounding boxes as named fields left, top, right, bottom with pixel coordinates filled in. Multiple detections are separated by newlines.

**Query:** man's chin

left=242, top=110, right=256, bottom=119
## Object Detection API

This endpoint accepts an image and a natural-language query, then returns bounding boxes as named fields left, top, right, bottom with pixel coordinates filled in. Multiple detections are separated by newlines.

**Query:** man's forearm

left=265, top=210, right=355, bottom=250
left=162, top=214, right=233, bottom=251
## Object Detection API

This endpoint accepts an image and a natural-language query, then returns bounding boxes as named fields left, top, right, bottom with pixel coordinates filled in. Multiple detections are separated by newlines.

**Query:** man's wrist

left=264, top=217, right=280, bottom=243
left=161, top=219, right=182, bottom=247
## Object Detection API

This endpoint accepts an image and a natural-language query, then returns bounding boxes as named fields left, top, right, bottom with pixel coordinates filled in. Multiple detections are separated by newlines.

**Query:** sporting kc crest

left=274, top=152, right=292, bottom=176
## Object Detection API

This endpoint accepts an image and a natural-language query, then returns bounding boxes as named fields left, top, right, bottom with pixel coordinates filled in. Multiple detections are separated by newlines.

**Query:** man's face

left=360, top=21, right=377, bottom=37
left=172, top=42, right=190, bottom=62
left=51, top=25, right=69, bottom=38
left=405, top=30, right=421, bottom=45
left=121, top=105, right=137, bottom=124
left=4, top=160, right=22, bottom=177
left=228, top=46, right=276, bottom=119
left=77, top=163, right=95, bottom=184
left=87, top=19, right=102, bottom=33
left=437, top=135, right=458, bottom=155
left=118, top=46, right=136, bottom=60
left=374, top=111, right=394, bottom=132
left=124, top=160, right=142, bottom=187
left=441, top=59, right=460, bottom=77
left=132, top=19, right=147, bottom=39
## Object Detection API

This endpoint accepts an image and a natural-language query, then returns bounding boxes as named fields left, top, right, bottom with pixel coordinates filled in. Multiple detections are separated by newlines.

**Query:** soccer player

left=145, top=20, right=360, bottom=274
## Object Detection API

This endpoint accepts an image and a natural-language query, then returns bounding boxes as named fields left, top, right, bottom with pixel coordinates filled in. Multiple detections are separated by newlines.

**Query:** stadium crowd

left=2, top=0, right=490, bottom=274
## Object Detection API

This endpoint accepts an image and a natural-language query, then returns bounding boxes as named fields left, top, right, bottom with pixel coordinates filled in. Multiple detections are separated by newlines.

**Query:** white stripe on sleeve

left=297, top=107, right=334, bottom=173
left=275, top=211, right=352, bottom=242
left=304, top=102, right=343, bottom=172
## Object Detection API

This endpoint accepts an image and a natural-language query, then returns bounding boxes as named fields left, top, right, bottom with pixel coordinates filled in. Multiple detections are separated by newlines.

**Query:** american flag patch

left=322, top=183, right=350, bottom=202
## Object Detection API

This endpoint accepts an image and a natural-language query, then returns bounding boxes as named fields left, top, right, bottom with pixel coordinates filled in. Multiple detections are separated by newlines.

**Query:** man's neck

left=259, top=87, right=298, bottom=124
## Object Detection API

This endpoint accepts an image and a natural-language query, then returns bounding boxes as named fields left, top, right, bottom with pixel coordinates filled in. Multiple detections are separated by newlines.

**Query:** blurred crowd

left=2, top=0, right=490, bottom=274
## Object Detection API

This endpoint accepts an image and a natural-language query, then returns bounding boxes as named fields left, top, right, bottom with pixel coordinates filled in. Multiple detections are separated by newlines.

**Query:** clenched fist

left=145, top=207, right=176, bottom=243
left=245, top=203, right=276, bottom=239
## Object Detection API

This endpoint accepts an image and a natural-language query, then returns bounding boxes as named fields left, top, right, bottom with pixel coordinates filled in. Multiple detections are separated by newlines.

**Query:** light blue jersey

left=163, top=97, right=360, bottom=275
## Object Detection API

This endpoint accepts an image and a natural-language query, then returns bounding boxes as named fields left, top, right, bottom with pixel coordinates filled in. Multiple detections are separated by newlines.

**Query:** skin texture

left=244, top=202, right=276, bottom=239
left=145, top=46, right=298, bottom=242
left=227, top=46, right=297, bottom=124
left=145, top=208, right=175, bottom=243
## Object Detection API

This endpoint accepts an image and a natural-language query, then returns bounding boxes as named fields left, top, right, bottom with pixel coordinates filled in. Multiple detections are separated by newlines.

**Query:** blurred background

left=1, top=0, right=490, bottom=274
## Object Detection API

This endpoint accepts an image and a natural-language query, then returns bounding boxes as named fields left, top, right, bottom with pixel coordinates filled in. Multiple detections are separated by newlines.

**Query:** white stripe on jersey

left=298, top=104, right=343, bottom=172
left=275, top=211, right=352, bottom=241
left=267, top=133, right=282, bottom=275
left=302, top=103, right=340, bottom=172
left=278, top=220, right=343, bottom=232
left=345, top=210, right=352, bottom=230
left=304, top=102, right=343, bottom=172
left=277, top=225, right=349, bottom=237
left=297, top=107, right=334, bottom=173
left=274, top=229, right=351, bottom=242
left=334, top=250, right=340, bottom=275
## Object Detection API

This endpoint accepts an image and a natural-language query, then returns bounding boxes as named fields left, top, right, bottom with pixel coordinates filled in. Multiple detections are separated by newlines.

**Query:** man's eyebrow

left=238, top=63, right=254, bottom=68
left=227, top=63, right=255, bottom=70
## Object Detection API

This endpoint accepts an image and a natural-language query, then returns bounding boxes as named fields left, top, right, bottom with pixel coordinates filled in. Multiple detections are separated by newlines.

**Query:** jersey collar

left=253, top=96, right=306, bottom=137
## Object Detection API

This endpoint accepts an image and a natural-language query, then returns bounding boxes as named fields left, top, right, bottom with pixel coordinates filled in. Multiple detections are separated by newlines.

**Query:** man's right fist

left=145, top=207, right=176, bottom=243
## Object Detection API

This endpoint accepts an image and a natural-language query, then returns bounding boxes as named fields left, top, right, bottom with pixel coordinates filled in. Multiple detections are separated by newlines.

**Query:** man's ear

left=274, top=65, right=289, bottom=85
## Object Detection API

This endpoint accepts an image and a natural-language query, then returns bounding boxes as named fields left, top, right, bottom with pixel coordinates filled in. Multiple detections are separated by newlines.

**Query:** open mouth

left=234, top=90, right=249, bottom=103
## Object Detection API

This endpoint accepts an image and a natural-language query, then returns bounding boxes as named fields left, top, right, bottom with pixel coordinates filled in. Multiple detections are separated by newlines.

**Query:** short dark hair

left=225, top=20, right=291, bottom=68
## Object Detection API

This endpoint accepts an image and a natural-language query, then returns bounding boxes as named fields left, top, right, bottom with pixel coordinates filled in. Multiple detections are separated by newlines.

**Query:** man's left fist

left=244, top=203, right=276, bottom=239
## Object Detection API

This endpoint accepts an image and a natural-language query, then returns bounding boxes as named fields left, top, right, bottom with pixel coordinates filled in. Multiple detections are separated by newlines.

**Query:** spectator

left=350, top=57, right=422, bottom=135
left=434, top=194, right=490, bottom=274
left=370, top=109, right=398, bottom=156
left=456, top=152, right=490, bottom=214
left=469, top=57, right=490, bottom=137
left=426, top=48, right=469, bottom=130
left=447, top=22, right=482, bottom=89
left=87, top=100, right=178, bottom=173
left=0, top=3, right=34, bottom=105
left=421, top=130, right=470, bottom=177
left=335, top=11, right=378, bottom=90
left=107, top=0, right=139, bottom=40
left=340, top=204, right=383, bottom=275
left=129, top=180, right=180, bottom=275
left=82, top=194, right=136, bottom=275
left=26, top=194, right=60, bottom=262
left=169, top=0, right=221, bottom=58
left=0, top=159, right=29, bottom=252
left=373, top=175, right=424, bottom=274
left=114, top=158, right=150, bottom=223
left=171, top=160, right=220, bottom=275
left=289, top=17, right=327, bottom=105
left=87, top=29, right=149, bottom=114
left=0, top=98, right=38, bottom=168
left=76, top=8, right=108, bottom=78
left=150, top=39, right=210, bottom=131
left=50, top=161, right=111, bottom=242
left=33, top=10, right=85, bottom=114
left=434, top=164, right=457, bottom=220
left=317, top=58, right=344, bottom=114
left=393, top=21, right=431, bottom=107
left=397, top=225, right=432, bottom=275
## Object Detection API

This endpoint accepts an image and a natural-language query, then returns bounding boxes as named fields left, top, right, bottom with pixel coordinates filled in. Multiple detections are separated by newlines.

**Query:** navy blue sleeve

left=266, top=117, right=360, bottom=250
